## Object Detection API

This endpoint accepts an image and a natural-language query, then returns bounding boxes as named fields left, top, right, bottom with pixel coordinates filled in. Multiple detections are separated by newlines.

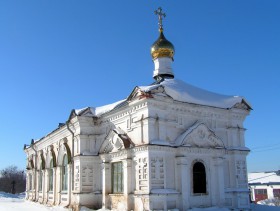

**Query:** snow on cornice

left=75, top=79, right=251, bottom=119
left=74, top=99, right=126, bottom=117
left=139, top=79, right=251, bottom=110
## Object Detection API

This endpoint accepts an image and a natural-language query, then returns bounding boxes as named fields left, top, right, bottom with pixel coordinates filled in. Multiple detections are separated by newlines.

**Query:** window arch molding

left=57, top=141, right=71, bottom=166
left=192, top=160, right=207, bottom=195
left=27, top=157, right=34, bottom=170
left=36, top=151, right=45, bottom=171
left=46, top=145, right=57, bottom=169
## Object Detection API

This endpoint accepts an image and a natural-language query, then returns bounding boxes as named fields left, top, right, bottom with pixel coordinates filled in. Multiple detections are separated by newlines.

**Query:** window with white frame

left=62, top=155, right=68, bottom=191
left=112, top=162, right=123, bottom=193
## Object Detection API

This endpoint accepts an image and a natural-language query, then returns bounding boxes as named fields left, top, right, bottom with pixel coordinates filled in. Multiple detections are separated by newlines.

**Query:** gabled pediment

left=99, top=127, right=134, bottom=154
left=127, top=87, right=154, bottom=102
left=175, top=122, right=224, bottom=148
left=233, top=100, right=252, bottom=110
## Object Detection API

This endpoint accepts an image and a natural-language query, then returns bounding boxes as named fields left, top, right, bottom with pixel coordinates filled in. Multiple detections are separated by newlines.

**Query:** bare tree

left=0, top=165, right=26, bottom=193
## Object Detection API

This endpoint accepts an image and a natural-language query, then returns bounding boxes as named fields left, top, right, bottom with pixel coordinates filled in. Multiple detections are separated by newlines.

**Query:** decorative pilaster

left=176, top=157, right=190, bottom=210
left=123, top=159, right=132, bottom=195
left=53, top=167, right=57, bottom=205
left=32, top=169, right=36, bottom=201
left=67, top=164, right=72, bottom=204
left=56, top=167, right=61, bottom=205
left=135, top=157, right=148, bottom=193
left=212, top=157, right=225, bottom=206
left=102, top=161, right=111, bottom=209
left=42, top=170, right=46, bottom=203
left=123, top=159, right=132, bottom=210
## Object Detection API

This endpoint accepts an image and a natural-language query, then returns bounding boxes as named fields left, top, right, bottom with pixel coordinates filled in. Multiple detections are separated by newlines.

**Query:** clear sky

left=0, top=0, right=279, bottom=173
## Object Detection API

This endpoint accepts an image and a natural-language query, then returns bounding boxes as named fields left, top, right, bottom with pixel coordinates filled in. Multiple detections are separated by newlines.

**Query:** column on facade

left=123, top=159, right=132, bottom=194
left=53, top=167, right=57, bottom=205
left=267, top=186, right=274, bottom=199
left=32, top=169, right=36, bottom=201
left=42, top=169, right=46, bottom=203
left=45, top=169, right=49, bottom=203
left=26, top=171, right=31, bottom=200
left=250, top=186, right=255, bottom=202
left=36, top=169, right=39, bottom=201
left=211, top=157, right=225, bottom=206
left=149, top=116, right=159, bottom=142
left=67, top=163, right=72, bottom=204
left=102, top=161, right=111, bottom=209
left=56, top=166, right=61, bottom=205
left=175, top=156, right=190, bottom=210
left=123, top=159, right=132, bottom=210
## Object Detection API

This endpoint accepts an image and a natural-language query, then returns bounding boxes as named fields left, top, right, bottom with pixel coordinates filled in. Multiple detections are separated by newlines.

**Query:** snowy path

left=0, top=192, right=68, bottom=211
left=1, top=192, right=280, bottom=211
left=0, top=199, right=68, bottom=211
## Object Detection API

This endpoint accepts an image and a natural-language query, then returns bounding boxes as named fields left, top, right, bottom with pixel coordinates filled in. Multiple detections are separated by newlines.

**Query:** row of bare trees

left=0, top=165, right=26, bottom=193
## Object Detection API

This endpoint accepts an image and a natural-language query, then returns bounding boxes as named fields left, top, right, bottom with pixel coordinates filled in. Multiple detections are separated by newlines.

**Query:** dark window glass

left=193, top=162, right=206, bottom=194
left=273, top=189, right=280, bottom=198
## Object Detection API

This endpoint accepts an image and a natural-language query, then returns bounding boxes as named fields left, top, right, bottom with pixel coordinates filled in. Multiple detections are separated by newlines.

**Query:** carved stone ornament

left=99, top=127, right=134, bottom=154
left=175, top=122, right=224, bottom=148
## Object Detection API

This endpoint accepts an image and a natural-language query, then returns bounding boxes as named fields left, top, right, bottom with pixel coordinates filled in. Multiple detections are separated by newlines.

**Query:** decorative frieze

left=103, top=102, right=148, bottom=123
left=151, top=157, right=164, bottom=189
left=179, top=147, right=225, bottom=155
left=236, top=160, right=247, bottom=188
left=136, top=157, right=148, bottom=191
left=81, top=165, right=94, bottom=192
left=74, top=165, right=80, bottom=191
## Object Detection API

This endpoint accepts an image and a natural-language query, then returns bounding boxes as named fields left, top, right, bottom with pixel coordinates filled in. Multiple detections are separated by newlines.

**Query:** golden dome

left=151, top=30, right=175, bottom=60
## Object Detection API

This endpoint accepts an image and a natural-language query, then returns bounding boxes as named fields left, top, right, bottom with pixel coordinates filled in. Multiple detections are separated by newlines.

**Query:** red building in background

left=248, top=171, right=280, bottom=203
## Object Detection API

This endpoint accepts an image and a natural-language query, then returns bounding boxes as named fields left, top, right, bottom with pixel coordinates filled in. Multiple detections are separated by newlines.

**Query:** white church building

left=24, top=8, right=252, bottom=211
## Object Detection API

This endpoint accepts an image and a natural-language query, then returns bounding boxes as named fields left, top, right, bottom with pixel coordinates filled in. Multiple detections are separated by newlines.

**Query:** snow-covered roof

left=74, top=99, right=126, bottom=117
left=139, top=79, right=251, bottom=109
left=25, top=78, right=251, bottom=150
left=248, top=171, right=280, bottom=185
left=73, top=79, right=250, bottom=119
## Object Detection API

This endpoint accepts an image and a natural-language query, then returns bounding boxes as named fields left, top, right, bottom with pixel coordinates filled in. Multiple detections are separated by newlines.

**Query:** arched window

left=193, top=162, right=206, bottom=194
left=39, top=164, right=43, bottom=192
left=49, top=159, right=54, bottom=191
left=62, top=154, right=68, bottom=191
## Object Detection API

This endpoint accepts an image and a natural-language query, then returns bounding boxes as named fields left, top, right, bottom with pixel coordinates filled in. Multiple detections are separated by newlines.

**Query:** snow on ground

left=0, top=192, right=279, bottom=211
left=0, top=192, right=68, bottom=211
left=251, top=203, right=280, bottom=211
left=188, top=208, right=229, bottom=211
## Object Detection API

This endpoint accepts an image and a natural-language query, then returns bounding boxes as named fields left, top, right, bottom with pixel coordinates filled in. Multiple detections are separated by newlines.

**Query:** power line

left=250, top=146, right=280, bottom=153
left=250, top=142, right=280, bottom=150
left=248, top=173, right=275, bottom=182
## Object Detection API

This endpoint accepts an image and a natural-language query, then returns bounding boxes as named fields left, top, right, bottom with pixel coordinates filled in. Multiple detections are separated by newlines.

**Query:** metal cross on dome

left=154, top=7, right=166, bottom=31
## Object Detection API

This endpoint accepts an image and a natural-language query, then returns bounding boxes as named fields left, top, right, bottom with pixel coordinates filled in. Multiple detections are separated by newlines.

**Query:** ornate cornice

left=102, top=102, right=148, bottom=123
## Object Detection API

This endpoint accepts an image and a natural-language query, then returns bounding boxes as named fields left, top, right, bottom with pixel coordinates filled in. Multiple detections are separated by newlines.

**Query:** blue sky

left=0, top=1, right=279, bottom=172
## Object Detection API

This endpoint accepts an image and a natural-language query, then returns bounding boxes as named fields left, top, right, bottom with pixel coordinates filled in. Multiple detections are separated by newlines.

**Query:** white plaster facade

left=24, top=12, right=252, bottom=210
left=24, top=85, right=251, bottom=210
